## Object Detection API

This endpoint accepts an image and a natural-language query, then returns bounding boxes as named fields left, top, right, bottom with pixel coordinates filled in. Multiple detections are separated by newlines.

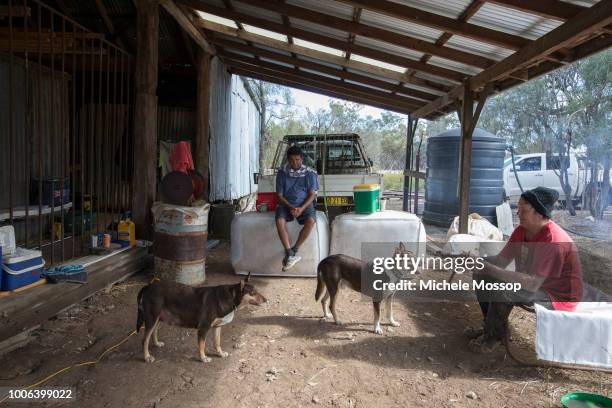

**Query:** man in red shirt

left=468, top=187, right=583, bottom=353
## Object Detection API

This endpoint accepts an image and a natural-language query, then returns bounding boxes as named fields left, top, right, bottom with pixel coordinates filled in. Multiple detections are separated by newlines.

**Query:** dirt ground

left=1, top=237, right=610, bottom=408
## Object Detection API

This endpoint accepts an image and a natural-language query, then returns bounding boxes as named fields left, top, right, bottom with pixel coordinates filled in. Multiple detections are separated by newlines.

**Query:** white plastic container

left=231, top=211, right=329, bottom=277
left=330, top=210, right=427, bottom=259
left=0, top=225, right=16, bottom=256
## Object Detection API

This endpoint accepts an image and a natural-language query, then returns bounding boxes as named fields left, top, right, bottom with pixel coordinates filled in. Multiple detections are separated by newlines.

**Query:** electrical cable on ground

left=0, top=330, right=138, bottom=405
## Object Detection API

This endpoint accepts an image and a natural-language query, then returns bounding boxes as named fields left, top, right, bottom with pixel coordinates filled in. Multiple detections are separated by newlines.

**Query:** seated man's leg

left=469, top=275, right=552, bottom=353
left=275, top=206, right=294, bottom=267
left=294, top=205, right=317, bottom=252
left=283, top=205, right=316, bottom=271
left=469, top=275, right=517, bottom=352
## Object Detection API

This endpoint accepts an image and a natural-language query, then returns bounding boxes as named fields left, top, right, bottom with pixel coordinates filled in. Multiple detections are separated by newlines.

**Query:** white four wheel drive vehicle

left=503, top=153, right=586, bottom=205
left=257, top=134, right=383, bottom=219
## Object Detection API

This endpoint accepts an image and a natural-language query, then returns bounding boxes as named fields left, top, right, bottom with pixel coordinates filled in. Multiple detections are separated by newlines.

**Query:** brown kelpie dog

left=315, top=243, right=415, bottom=334
left=136, top=274, right=266, bottom=363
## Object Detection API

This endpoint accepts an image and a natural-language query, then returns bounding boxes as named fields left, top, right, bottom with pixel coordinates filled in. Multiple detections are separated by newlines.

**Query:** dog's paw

left=374, top=325, right=383, bottom=335
left=200, top=356, right=212, bottom=363
left=389, top=320, right=400, bottom=327
left=216, top=351, right=229, bottom=358
left=319, top=315, right=333, bottom=323
left=334, top=320, right=344, bottom=326
left=154, top=341, right=165, bottom=348
left=144, top=355, right=156, bottom=363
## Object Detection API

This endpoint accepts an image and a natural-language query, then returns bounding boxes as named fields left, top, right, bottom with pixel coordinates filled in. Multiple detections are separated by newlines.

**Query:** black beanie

left=520, top=187, right=559, bottom=218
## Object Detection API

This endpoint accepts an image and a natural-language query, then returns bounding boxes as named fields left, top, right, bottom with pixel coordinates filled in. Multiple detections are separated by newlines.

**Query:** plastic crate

left=30, top=178, right=70, bottom=207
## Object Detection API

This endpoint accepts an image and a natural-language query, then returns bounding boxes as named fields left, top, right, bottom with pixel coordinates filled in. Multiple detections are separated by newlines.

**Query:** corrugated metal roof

left=299, top=67, right=342, bottom=81
left=289, top=18, right=350, bottom=41
left=413, top=71, right=458, bottom=87
left=402, top=83, right=445, bottom=97
left=345, top=68, right=400, bottom=84
left=296, top=55, right=344, bottom=70
left=387, top=0, right=472, bottom=19
left=360, top=9, right=444, bottom=42
left=232, top=1, right=284, bottom=24
left=227, top=49, right=257, bottom=59
left=354, top=35, right=425, bottom=61
left=469, top=3, right=563, bottom=40
left=252, top=43, right=293, bottom=57
left=286, top=0, right=355, bottom=20
left=445, top=35, right=514, bottom=60
left=561, top=0, right=600, bottom=6
left=345, top=80, right=392, bottom=93
left=58, top=0, right=612, bottom=118
left=261, top=58, right=295, bottom=69
left=427, top=56, right=482, bottom=76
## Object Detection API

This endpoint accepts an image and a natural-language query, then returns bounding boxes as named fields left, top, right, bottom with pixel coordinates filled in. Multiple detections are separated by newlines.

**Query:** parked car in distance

left=503, top=153, right=585, bottom=205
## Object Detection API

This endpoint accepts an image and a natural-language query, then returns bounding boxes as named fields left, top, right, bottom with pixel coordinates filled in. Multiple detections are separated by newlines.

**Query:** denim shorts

left=275, top=204, right=316, bottom=225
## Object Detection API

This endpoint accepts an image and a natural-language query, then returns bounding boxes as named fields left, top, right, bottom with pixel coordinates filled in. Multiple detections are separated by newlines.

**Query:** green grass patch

left=382, top=173, right=424, bottom=192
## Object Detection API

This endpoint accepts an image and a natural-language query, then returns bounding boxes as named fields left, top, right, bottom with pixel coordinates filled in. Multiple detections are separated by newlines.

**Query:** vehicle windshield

left=274, top=138, right=369, bottom=174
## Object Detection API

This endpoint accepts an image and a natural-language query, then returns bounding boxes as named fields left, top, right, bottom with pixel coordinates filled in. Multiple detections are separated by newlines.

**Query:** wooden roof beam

left=197, top=19, right=451, bottom=93
left=221, top=55, right=424, bottom=110
left=214, top=42, right=437, bottom=101
left=407, top=0, right=485, bottom=87
left=183, top=0, right=467, bottom=82
left=470, top=1, right=612, bottom=91
left=335, top=0, right=529, bottom=50
left=160, top=0, right=215, bottom=54
left=227, top=66, right=412, bottom=114
left=232, top=0, right=495, bottom=69
left=413, top=0, right=612, bottom=119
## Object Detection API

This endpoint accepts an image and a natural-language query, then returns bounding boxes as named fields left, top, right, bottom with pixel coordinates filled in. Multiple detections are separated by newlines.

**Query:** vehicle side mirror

left=368, top=158, right=373, bottom=167
left=509, top=168, right=514, bottom=173
left=253, top=172, right=259, bottom=184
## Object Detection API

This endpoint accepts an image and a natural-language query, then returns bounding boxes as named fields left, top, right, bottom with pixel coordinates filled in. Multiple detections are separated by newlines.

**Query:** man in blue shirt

left=275, top=145, right=319, bottom=270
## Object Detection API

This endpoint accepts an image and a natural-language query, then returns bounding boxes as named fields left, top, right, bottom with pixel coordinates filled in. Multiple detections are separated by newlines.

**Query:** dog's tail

left=136, top=286, right=146, bottom=333
left=315, top=263, right=326, bottom=302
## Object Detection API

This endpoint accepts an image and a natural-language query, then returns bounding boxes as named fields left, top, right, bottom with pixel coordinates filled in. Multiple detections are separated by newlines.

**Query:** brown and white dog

left=136, top=274, right=266, bottom=363
left=315, top=243, right=415, bottom=334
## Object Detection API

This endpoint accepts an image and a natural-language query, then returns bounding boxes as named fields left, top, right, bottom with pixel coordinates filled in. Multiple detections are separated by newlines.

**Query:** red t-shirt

left=499, top=221, right=583, bottom=311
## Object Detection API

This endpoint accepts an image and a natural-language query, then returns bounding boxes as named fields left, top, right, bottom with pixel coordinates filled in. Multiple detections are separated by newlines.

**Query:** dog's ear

left=398, top=242, right=406, bottom=252
left=245, top=272, right=251, bottom=283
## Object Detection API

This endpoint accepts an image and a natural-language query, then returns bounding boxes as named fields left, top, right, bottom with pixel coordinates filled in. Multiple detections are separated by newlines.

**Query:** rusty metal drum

left=151, top=202, right=210, bottom=285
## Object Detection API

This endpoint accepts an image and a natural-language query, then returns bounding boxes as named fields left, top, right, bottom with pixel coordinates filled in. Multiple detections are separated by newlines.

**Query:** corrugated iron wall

left=157, top=106, right=196, bottom=143
left=209, top=57, right=261, bottom=201
left=1, top=0, right=133, bottom=265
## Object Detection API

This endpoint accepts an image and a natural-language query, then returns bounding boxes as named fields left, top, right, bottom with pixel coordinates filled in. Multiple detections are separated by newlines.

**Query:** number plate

left=325, top=196, right=350, bottom=206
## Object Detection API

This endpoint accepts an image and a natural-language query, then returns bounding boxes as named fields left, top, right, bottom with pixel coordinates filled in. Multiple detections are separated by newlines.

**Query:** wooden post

left=413, top=151, right=421, bottom=215
left=132, top=0, right=159, bottom=239
left=195, top=50, right=211, bottom=200
left=402, top=115, right=414, bottom=212
left=458, top=84, right=474, bottom=234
